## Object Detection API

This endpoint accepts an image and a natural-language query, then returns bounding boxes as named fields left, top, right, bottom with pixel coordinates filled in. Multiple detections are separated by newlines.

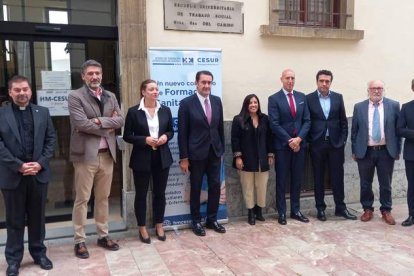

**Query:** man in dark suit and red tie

left=397, top=79, right=414, bottom=226
left=351, top=80, right=401, bottom=225
left=307, top=70, right=356, bottom=221
left=178, top=70, right=226, bottom=236
left=268, top=69, right=311, bottom=225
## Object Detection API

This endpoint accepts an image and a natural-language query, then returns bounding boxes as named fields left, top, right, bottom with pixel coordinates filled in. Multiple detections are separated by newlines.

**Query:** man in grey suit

left=0, top=75, right=56, bottom=276
left=351, top=80, right=401, bottom=225
left=397, top=79, right=414, bottom=226
left=68, top=60, right=124, bottom=258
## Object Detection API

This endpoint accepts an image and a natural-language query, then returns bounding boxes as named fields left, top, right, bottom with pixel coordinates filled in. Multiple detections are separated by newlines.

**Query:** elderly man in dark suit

left=307, top=70, right=356, bottom=221
left=0, top=75, right=56, bottom=276
left=68, top=60, right=124, bottom=258
left=397, top=79, right=414, bottom=226
left=351, top=80, right=401, bottom=225
left=178, top=70, right=225, bottom=236
left=268, top=69, right=311, bottom=225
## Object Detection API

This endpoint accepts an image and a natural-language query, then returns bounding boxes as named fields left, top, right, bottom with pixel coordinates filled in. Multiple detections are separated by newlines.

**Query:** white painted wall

left=147, top=0, right=414, bottom=119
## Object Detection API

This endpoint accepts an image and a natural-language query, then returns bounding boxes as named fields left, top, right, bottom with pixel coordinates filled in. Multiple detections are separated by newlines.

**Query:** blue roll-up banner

left=149, top=48, right=228, bottom=229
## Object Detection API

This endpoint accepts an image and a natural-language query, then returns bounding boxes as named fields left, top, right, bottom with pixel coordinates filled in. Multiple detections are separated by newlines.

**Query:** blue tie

left=372, top=103, right=381, bottom=142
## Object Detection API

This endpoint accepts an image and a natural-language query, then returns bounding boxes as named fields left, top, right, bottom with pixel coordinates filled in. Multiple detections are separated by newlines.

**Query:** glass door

left=0, top=40, right=31, bottom=105
left=0, top=38, right=121, bottom=227
left=33, top=40, right=86, bottom=221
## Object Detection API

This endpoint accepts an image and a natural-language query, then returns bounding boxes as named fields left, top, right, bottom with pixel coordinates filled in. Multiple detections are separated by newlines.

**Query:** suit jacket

left=231, top=113, right=273, bottom=172
left=68, top=85, right=124, bottom=163
left=0, top=103, right=56, bottom=189
left=351, top=97, right=401, bottom=159
left=397, top=100, right=414, bottom=161
left=123, top=103, right=174, bottom=171
left=268, top=89, right=311, bottom=150
left=306, top=90, right=348, bottom=148
left=178, top=93, right=224, bottom=160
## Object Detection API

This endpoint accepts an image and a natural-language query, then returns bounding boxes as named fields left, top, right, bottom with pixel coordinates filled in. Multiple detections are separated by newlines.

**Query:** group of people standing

left=234, top=68, right=414, bottom=231
left=124, top=70, right=227, bottom=240
left=0, top=60, right=127, bottom=276
left=1, top=61, right=414, bottom=276
left=233, top=69, right=357, bottom=226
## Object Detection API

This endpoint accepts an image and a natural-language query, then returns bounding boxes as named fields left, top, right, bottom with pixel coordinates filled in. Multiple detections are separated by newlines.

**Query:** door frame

left=0, top=21, right=120, bottom=227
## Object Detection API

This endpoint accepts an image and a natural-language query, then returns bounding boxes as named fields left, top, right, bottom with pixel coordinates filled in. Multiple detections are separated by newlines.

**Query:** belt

left=98, top=148, right=109, bottom=153
left=367, top=145, right=386, bottom=151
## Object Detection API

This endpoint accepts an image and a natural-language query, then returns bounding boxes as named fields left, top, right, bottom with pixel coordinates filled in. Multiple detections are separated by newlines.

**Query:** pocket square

left=299, top=101, right=304, bottom=105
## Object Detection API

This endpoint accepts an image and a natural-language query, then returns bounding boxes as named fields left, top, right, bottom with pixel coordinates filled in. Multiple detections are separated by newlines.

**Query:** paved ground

left=1, top=201, right=414, bottom=275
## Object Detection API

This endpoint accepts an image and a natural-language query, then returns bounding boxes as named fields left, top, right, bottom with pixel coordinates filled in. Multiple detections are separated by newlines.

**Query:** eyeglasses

left=368, top=87, right=384, bottom=92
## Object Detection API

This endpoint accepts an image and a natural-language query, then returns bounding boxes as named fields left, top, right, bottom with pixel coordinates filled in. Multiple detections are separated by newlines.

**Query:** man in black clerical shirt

left=0, top=75, right=56, bottom=276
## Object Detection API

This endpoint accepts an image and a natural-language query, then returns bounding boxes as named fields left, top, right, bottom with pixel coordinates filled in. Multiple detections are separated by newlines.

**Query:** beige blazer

left=68, top=85, right=124, bottom=163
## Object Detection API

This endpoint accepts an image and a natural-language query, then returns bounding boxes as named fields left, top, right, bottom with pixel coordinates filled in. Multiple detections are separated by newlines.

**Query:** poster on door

left=149, top=48, right=227, bottom=229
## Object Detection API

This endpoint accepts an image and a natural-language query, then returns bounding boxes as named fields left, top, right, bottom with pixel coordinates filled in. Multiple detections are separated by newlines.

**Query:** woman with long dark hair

left=123, top=79, right=173, bottom=243
left=231, top=94, right=274, bottom=225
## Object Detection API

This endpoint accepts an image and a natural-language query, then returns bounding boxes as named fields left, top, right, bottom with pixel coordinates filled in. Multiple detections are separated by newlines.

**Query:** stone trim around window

left=260, top=0, right=364, bottom=40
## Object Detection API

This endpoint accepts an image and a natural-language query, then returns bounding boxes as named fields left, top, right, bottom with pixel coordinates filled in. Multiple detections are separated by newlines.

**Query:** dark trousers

left=189, top=146, right=221, bottom=223
left=357, top=148, right=395, bottom=212
left=310, top=141, right=346, bottom=212
left=1, top=176, right=48, bottom=265
left=133, top=150, right=169, bottom=226
left=405, top=160, right=414, bottom=216
left=275, top=147, right=305, bottom=215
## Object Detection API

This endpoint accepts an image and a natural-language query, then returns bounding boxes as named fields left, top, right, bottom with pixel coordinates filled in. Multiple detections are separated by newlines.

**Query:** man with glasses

left=351, top=80, right=401, bottom=225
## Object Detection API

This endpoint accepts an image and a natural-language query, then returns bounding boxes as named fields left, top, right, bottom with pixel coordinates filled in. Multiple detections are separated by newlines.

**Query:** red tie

left=288, top=92, right=296, bottom=118
left=205, top=98, right=212, bottom=125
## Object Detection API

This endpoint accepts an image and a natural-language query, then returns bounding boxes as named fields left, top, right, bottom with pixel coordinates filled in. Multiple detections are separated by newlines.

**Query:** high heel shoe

left=155, top=228, right=166, bottom=241
left=139, top=231, right=151, bottom=244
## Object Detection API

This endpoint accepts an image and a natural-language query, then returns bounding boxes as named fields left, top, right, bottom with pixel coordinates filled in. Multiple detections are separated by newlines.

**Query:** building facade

left=0, top=0, right=413, bottom=232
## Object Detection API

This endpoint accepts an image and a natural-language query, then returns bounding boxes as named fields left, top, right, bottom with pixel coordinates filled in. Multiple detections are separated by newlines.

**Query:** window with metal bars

left=278, top=0, right=342, bottom=28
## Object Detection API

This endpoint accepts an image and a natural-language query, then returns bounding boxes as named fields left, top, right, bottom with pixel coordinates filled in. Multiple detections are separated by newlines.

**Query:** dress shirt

left=368, top=99, right=385, bottom=146
left=318, top=90, right=331, bottom=136
left=87, top=86, right=108, bottom=149
left=138, top=97, right=161, bottom=139
left=196, top=91, right=210, bottom=116
left=12, top=103, right=34, bottom=161
left=282, top=88, right=296, bottom=111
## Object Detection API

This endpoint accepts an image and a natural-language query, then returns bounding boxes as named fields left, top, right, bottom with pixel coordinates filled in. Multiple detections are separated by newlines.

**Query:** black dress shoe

left=97, top=236, right=120, bottom=251
left=291, top=211, right=310, bottom=223
left=317, top=210, right=327, bottom=221
left=139, top=231, right=151, bottom=244
left=248, top=209, right=256, bottom=225
left=192, top=222, right=206, bottom=236
left=6, top=263, right=19, bottom=276
left=205, top=221, right=226, bottom=233
left=278, top=213, right=287, bottom=225
left=74, top=242, right=89, bottom=259
left=335, top=209, right=357, bottom=220
left=255, top=205, right=266, bottom=221
left=155, top=228, right=167, bottom=241
left=34, top=256, right=53, bottom=270
left=402, top=216, right=414, bottom=226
